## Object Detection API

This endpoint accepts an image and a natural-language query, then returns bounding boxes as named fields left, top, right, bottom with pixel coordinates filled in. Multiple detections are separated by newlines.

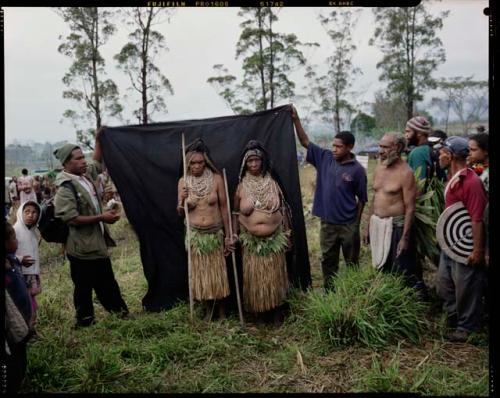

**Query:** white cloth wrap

left=369, top=214, right=393, bottom=270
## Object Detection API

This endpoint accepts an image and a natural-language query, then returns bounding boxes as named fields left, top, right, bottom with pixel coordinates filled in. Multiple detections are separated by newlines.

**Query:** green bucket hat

left=53, top=143, right=80, bottom=165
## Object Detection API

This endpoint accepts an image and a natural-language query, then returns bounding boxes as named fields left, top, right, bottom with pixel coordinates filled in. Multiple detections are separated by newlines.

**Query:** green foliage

left=356, top=348, right=489, bottom=395
left=21, top=171, right=488, bottom=393
left=188, top=229, right=222, bottom=255
left=356, top=348, right=410, bottom=392
left=413, top=169, right=445, bottom=261
left=370, top=5, right=449, bottom=119
left=372, top=90, right=407, bottom=131
left=239, top=227, right=288, bottom=256
left=306, top=10, right=362, bottom=134
left=351, top=112, right=376, bottom=135
left=207, top=7, right=317, bottom=114
left=433, top=76, right=488, bottom=134
left=289, top=266, right=427, bottom=349
left=114, top=7, right=174, bottom=125
left=55, top=7, right=122, bottom=149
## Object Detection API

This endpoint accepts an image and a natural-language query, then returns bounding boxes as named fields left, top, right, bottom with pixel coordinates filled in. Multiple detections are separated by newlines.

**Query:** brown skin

left=233, top=155, right=292, bottom=251
left=33, top=176, right=41, bottom=193
left=439, top=148, right=485, bottom=266
left=6, top=227, right=34, bottom=268
left=363, top=134, right=417, bottom=257
left=405, top=127, right=428, bottom=148
left=177, top=152, right=235, bottom=320
left=18, top=204, right=39, bottom=266
left=291, top=105, right=310, bottom=148
left=63, top=127, right=120, bottom=226
left=467, top=139, right=488, bottom=165
left=177, top=152, right=235, bottom=256
left=292, top=105, right=364, bottom=224
left=6, top=229, right=18, bottom=256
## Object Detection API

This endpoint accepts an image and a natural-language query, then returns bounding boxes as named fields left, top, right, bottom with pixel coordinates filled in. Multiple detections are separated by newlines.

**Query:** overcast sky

left=4, top=1, right=489, bottom=145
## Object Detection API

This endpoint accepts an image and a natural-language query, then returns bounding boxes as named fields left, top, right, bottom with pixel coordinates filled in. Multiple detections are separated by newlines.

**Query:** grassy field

left=20, top=160, right=489, bottom=394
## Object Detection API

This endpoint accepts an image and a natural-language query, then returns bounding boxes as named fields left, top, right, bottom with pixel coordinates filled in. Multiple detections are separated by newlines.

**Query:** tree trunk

left=92, top=8, right=101, bottom=130
left=268, top=9, right=275, bottom=109
left=141, top=9, right=153, bottom=125
left=257, top=9, right=267, bottom=110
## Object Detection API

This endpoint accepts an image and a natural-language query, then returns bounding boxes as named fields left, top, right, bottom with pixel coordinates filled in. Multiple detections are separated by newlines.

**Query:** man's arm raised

left=290, top=106, right=310, bottom=149
left=93, top=126, right=106, bottom=163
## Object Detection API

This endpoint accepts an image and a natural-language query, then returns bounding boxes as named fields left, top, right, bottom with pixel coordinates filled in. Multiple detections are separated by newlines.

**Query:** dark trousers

left=68, top=255, right=128, bottom=325
left=5, top=342, right=27, bottom=393
left=320, top=220, right=360, bottom=289
left=437, top=251, right=486, bottom=332
left=381, top=224, right=419, bottom=288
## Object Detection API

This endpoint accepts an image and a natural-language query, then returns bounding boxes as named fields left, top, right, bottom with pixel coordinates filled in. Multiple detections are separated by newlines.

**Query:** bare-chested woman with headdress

left=233, top=140, right=292, bottom=325
left=177, top=139, right=235, bottom=321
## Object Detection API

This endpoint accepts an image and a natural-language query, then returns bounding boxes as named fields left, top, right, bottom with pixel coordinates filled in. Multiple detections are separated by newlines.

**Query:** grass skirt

left=188, top=227, right=230, bottom=301
left=240, top=228, right=289, bottom=313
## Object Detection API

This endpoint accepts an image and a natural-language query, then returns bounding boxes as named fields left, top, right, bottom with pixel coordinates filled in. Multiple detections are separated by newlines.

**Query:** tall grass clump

left=291, top=266, right=427, bottom=348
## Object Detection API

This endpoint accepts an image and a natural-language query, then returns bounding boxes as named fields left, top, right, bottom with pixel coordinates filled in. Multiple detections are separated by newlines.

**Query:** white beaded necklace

left=186, top=168, right=213, bottom=198
left=242, top=173, right=280, bottom=213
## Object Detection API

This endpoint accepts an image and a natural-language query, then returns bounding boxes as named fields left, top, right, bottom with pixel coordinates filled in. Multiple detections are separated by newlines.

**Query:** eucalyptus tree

left=370, top=3, right=449, bottom=120
left=208, top=7, right=317, bottom=114
left=115, top=7, right=174, bottom=125
left=435, top=76, right=488, bottom=134
left=308, top=9, right=362, bottom=134
left=56, top=7, right=122, bottom=149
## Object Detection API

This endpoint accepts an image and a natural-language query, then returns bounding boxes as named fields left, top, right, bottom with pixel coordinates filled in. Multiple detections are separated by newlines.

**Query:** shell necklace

left=242, top=173, right=280, bottom=214
left=186, top=168, right=213, bottom=199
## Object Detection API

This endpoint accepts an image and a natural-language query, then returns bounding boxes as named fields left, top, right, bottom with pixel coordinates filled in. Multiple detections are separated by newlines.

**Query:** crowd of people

left=4, top=140, right=122, bottom=392
left=4, top=107, right=489, bottom=392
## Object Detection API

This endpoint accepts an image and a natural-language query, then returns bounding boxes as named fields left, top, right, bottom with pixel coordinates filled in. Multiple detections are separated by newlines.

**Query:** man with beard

left=363, top=133, right=419, bottom=288
left=405, top=116, right=432, bottom=182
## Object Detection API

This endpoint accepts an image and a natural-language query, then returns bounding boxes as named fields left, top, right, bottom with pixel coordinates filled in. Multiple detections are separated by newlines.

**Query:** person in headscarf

left=177, top=138, right=235, bottom=321
left=14, top=200, right=42, bottom=327
left=232, top=140, right=291, bottom=325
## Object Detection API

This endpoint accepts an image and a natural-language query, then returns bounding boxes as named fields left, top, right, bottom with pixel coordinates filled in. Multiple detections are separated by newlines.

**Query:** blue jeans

left=437, top=251, right=486, bottom=332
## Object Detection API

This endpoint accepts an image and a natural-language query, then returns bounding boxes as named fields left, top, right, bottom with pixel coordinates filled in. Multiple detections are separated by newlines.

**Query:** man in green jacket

left=53, top=127, right=129, bottom=328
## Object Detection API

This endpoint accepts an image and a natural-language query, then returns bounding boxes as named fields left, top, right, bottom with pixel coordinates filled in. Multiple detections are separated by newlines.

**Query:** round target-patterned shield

left=436, top=201, right=473, bottom=264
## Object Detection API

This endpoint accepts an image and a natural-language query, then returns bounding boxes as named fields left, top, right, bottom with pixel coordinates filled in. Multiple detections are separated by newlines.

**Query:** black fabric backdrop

left=100, top=105, right=311, bottom=312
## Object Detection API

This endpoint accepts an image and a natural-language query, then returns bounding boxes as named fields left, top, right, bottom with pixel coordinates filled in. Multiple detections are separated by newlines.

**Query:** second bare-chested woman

left=233, top=140, right=291, bottom=325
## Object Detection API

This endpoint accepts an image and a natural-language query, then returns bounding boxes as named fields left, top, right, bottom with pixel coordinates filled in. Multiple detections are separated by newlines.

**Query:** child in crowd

left=5, top=222, right=34, bottom=393
left=14, top=200, right=42, bottom=326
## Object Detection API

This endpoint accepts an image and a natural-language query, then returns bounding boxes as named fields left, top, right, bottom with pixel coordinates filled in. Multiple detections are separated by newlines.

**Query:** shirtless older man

left=363, top=133, right=420, bottom=287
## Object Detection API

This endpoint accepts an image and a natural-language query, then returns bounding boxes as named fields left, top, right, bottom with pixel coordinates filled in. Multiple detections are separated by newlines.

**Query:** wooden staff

left=182, top=133, right=194, bottom=321
left=222, top=168, right=245, bottom=327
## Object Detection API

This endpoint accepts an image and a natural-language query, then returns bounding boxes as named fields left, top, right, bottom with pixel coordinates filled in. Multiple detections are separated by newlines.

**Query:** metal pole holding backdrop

left=222, top=168, right=245, bottom=328
left=182, top=133, right=194, bottom=321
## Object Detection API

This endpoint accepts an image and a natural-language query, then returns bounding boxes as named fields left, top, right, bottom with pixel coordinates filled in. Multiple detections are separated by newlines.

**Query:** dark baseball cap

left=442, top=136, right=469, bottom=158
